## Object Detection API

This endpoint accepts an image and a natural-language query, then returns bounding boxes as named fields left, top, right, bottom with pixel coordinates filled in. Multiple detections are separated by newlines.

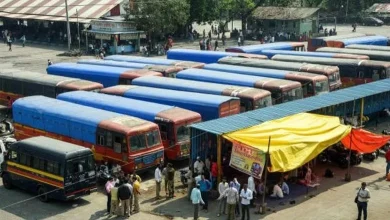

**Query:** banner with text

left=229, top=140, right=266, bottom=179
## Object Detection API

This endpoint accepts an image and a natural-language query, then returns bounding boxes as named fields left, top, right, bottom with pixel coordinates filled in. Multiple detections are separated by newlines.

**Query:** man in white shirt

left=217, top=177, right=229, bottom=217
left=356, top=182, right=370, bottom=220
left=191, top=184, right=205, bottom=220
left=270, top=183, right=284, bottom=199
left=247, top=175, right=256, bottom=207
left=155, top=164, right=162, bottom=199
left=193, top=156, right=204, bottom=174
left=240, top=184, right=253, bottom=220
left=194, top=174, right=202, bottom=185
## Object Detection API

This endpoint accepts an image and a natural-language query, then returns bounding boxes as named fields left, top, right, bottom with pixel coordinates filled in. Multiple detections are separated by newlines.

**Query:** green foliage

left=124, top=0, right=190, bottom=35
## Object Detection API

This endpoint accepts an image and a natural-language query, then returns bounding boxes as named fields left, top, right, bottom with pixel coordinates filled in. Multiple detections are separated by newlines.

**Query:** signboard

left=91, top=20, right=135, bottom=32
left=95, top=33, right=111, bottom=40
left=229, top=140, right=266, bottom=179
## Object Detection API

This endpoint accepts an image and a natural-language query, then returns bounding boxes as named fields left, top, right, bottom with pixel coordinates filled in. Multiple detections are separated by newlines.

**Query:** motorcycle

left=180, top=169, right=188, bottom=186
left=96, top=164, right=111, bottom=185
left=1, top=136, right=16, bottom=150
left=363, top=149, right=380, bottom=161
left=318, top=144, right=362, bottom=169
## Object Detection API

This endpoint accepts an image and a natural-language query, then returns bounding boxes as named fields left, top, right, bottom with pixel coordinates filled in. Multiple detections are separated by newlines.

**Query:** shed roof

left=251, top=7, right=320, bottom=20
left=366, top=3, right=390, bottom=13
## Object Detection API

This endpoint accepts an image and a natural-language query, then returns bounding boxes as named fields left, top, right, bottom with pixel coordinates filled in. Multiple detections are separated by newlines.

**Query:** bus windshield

left=66, top=154, right=95, bottom=176
left=146, top=130, right=161, bottom=147
left=282, top=87, right=303, bottom=103
left=130, top=130, right=161, bottom=151
left=315, top=80, right=329, bottom=95
left=254, top=96, right=272, bottom=109
left=176, top=125, right=190, bottom=142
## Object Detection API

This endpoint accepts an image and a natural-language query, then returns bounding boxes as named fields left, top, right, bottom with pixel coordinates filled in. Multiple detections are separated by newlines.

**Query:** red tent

left=341, top=128, right=390, bottom=153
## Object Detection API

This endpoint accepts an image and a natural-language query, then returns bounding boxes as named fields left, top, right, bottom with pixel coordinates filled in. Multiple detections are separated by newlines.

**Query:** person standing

left=7, top=33, right=12, bottom=51
left=356, top=182, right=370, bottom=220
left=109, top=183, right=120, bottom=217
left=233, top=178, right=241, bottom=216
left=48, top=59, right=53, bottom=66
left=191, top=184, right=205, bottom=220
left=132, top=176, right=141, bottom=213
left=240, top=184, right=253, bottom=220
left=162, top=164, right=169, bottom=196
left=385, top=149, right=390, bottom=177
left=199, top=175, right=212, bottom=212
left=237, top=36, right=241, bottom=46
left=167, top=163, right=175, bottom=198
left=219, top=182, right=239, bottom=220
left=20, top=35, right=26, bottom=47
left=155, top=164, right=162, bottom=199
left=211, top=161, right=218, bottom=189
left=214, top=40, right=218, bottom=51
left=194, top=156, right=204, bottom=175
left=130, top=170, right=142, bottom=183
left=118, top=179, right=132, bottom=217
left=247, top=175, right=256, bottom=207
left=185, top=166, right=194, bottom=200
left=105, top=177, right=115, bottom=213
left=217, top=177, right=229, bottom=217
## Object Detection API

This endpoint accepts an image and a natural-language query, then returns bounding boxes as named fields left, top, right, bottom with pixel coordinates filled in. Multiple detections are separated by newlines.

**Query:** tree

left=124, top=0, right=190, bottom=41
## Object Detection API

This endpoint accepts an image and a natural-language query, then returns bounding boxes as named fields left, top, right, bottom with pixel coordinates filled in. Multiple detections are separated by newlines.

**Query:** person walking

left=20, top=35, right=26, bottom=47
left=240, top=184, right=253, bottom=220
left=385, top=148, right=390, bottom=177
left=167, top=163, right=175, bottom=198
left=118, top=179, right=132, bottom=217
left=233, top=178, right=241, bottom=217
left=247, top=175, right=256, bottom=207
left=218, top=182, right=239, bottom=220
left=155, top=164, right=162, bottom=199
left=105, top=177, right=115, bottom=213
left=217, top=177, right=229, bottom=217
left=132, top=176, right=141, bottom=213
left=214, top=40, right=219, bottom=51
left=185, top=166, right=194, bottom=200
left=356, top=182, right=370, bottom=220
left=191, top=184, right=205, bottom=220
left=199, top=175, right=212, bottom=212
left=109, top=183, right=120, bottom=217
left=7, top=33, right=12, bottom=51
left=237, top=36, right=241, bottom=46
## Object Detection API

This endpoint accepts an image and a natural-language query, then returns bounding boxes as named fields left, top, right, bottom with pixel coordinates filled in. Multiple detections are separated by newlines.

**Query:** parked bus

left=77, top=59, right=182, bottom=78
left=100, top=86, right=240, bottom=121
left=259, top=49, right=369, bottom=60
left=317, top=47, right=390, bottom=62
left=104, top=55, right=205, bottom=69
left=12, top=96, right=164, bottom=173
left=1, top=136, right=97, bottom=202
left=307, top=33, right=368, bottom=51
left=47, top=63, right=162, bottom=87
left=203, top=63, right=329, bottom=97
left=217, top=57, right=342, bottom=91
left=132, top=76, right=272, bottom=111
left=226, top=42, right=305, bottom=54
left=272, top=55, right=390, bottom=87
left=166, top=49, right=267, bottom=63
left=57, top=91, right=201, bottom=160
left=346, top=44, right=390, bottom=52
left=0, top=70, right=103, bottom=106
left=326, top=35, right=388, bottom=48
left=176, top=69, right=303, bottom=104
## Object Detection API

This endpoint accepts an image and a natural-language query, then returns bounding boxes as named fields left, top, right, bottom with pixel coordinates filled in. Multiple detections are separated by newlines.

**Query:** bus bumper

left=66, top=186, right=97, bottom=200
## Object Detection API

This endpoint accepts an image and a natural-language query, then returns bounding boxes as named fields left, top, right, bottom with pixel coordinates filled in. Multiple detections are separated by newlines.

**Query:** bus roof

left=166, top=49, right=267, bottom=63
left=105, top=55, right=205, bottom=69
left=13, top=96, right=156, bottom=143
left=11, top=136, right=92, bottom=160
left=338, top=35, right=388, bottom=46
left=260, top=49, right=369, bottom=60
left=226, top=42, right=305, bottom=54
left=316, top=47, right=390, bottom=61
left=132, top=76, right=271, bottom=100
left=58, top=91, right=201, bottom=123
left=203, top=63, right=325, bottom=80
left=272, top=54, right=390, bottom=68
left=47, top=63, right=162, bottom=87
left=176, top=69, right=301, bottom=91
left=318, top=33, right=367, bottom=41
left=217, top=57, right=340, bottom=75
left=346, top=44, right=390, bottom=52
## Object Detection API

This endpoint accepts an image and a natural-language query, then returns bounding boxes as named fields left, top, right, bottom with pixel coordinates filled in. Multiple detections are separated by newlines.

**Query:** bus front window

left=254, top=96, right=272, bottom=109
left=130, top=134, right=147, bottom=151
left=328, top=73, right=337, bottom=84
left=282, top=87, right=303, bottom=103
left=66, top=155, right=95, bottom=176
left=146, top=130, right=161, bottom=147
left=176, top=125, right=190, bottom=142
left=315, top=80, right=329, bottom=95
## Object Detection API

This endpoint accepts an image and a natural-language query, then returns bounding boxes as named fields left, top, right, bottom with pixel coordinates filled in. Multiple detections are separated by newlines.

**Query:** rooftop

left=251, top=7, right=320, bottom=20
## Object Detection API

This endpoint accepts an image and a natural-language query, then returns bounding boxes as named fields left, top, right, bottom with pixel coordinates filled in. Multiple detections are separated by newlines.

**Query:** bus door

left=111, top=132, right=128, bottom=166
left=96, top=129, right=128, bottom=164
left=157, top=121, right=175, bottom=157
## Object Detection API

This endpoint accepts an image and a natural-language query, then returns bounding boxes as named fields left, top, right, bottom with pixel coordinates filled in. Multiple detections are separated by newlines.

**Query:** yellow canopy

left=223, top=113, right=351, bottom=172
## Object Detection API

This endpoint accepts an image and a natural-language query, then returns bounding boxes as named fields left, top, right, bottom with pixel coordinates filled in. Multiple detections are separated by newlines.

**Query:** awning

left=223, top=113, right=351, bottom=173
left=341, top=128, right=390, bottom=153
left=0, top=0, right=123, bottom=23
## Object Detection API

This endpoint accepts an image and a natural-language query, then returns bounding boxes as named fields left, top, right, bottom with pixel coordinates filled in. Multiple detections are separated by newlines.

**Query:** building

left=250, top=7, right=320, bottom=36
left=366, top=3, right=390, bottom=23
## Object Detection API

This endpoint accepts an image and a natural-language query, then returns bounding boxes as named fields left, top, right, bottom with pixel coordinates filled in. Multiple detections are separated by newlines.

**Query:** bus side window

left=113, top=135, right=124, bottom=153
left=358, top=71, right=364, bottom=78
left=32, top=156, right=39, bottom=169
left=39, top=158, right=46, bottom=171
left=106, top=132, right=113, bottom=148
left=19, top=153, right=27, bottom=165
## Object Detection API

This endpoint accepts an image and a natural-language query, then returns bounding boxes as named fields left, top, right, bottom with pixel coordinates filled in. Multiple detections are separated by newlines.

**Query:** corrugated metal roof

left=191, top=78, right=390, bottom=134
left=251, top=7, right=320, bottom=20
left=0, top=0, right=123, bottom=23
left=366, top=3, right=390, bottom=13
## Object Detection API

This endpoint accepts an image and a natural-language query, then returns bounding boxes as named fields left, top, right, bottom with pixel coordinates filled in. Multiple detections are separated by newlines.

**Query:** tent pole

left=217, top=135, right=222, bottom=184
left=260, top=136, right=271, bottom=214
left=360, top=98, right=364, bottom=127
left=345, top=99, right=356, bottom=182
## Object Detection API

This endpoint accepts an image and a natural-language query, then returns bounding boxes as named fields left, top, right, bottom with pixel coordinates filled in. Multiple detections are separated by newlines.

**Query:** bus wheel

left=38, top=187, right=49, bottom=202
left=2, top=174, right=13, bottom=189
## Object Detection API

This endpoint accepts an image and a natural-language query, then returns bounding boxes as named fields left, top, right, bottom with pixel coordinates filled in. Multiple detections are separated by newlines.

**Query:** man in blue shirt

left=191, top=184, right=205, bottom=220
left=199, top=175, right=212, bottom=212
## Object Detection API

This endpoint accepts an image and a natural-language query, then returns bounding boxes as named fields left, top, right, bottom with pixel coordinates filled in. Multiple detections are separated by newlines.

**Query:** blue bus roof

left=12, top=96, right=127, bottom=144
left=166, top=49, right=261, bottom=63
left=176, top=68, right=270, bottom=87
left=226, top=42, right=298, bottom=54
left=132, top=76, right=237, bottom=95
left=203, top=63, right=290, bottom=79
left=57, top=91, right=174, bottom=122
left=47, top=63, right=135, bottom=87
left=260, top=49, right=338, bottom=59
left=340, top=35, right=388, bottom=46
left=78, top=59, right=150, bottom=69
left=105, top=55, right=178, bottom=65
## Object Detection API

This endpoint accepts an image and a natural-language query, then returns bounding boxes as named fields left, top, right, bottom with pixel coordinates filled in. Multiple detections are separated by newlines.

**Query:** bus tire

left=38, top=186, right=49, bottom=202
left=2, top=173, right=13, bottom=189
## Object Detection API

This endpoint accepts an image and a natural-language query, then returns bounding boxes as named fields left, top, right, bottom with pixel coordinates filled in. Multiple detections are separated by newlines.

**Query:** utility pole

left=65, top=0, right=71, bottom=51
left=76, top=9, right=80, bottom=50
